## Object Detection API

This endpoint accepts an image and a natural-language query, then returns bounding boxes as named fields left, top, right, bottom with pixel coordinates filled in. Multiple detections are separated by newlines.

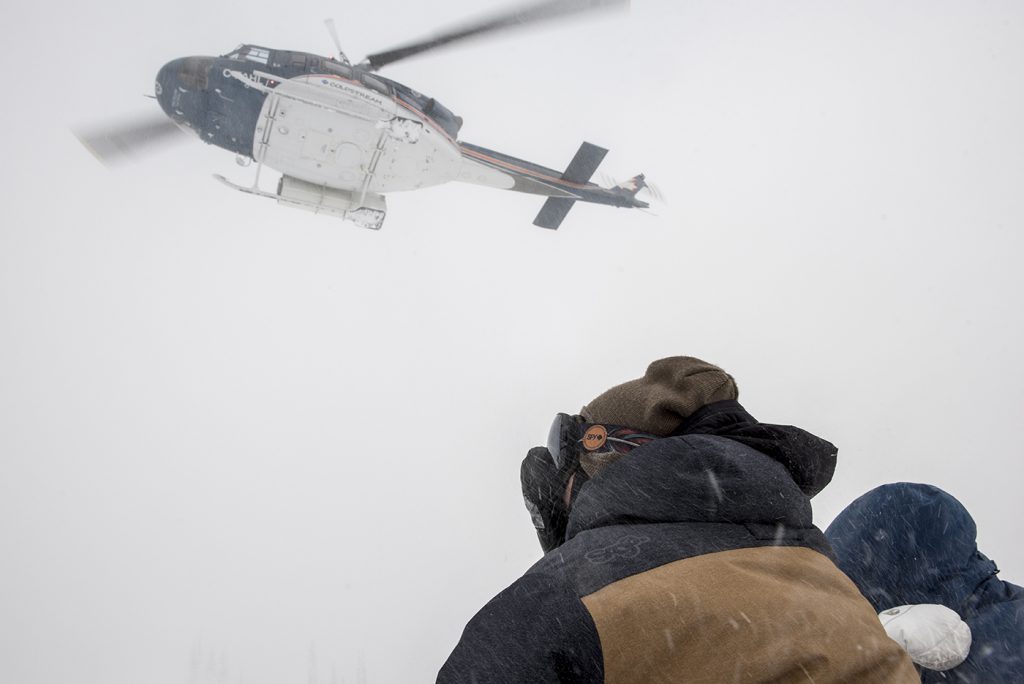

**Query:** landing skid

left=213, top=163, right=276, bottom=200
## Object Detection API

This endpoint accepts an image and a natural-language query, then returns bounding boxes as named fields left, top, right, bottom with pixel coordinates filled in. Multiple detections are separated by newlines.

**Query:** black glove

left=520, top=446, right=570, bottom=553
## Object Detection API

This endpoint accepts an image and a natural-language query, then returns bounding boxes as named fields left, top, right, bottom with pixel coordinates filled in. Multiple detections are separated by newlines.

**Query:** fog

left=1, top=1, right=1022, bottom=681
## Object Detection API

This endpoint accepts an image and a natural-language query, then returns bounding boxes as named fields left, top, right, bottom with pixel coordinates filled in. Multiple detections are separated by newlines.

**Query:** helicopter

left=78, top=0, right=651, bottom=230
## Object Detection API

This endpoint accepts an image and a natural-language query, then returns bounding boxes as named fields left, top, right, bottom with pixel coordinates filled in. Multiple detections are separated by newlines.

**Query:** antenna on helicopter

left=324, top=19, right=351, bottom=65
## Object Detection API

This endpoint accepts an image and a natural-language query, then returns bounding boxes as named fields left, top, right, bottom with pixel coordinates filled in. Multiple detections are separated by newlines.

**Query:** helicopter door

left=301, top=130, right=334, bottom=163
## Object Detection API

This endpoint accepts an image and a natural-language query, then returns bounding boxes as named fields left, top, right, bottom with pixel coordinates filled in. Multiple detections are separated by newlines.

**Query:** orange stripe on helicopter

left=459, top=147, right=596, bottom=191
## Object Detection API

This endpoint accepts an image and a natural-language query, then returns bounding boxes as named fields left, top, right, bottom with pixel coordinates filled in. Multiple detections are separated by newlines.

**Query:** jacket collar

left=565, top=426, right=815, bottom=541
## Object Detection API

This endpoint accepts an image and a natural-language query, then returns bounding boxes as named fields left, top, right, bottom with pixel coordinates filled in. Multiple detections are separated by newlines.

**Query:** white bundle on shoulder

left=878, top=604, right=972, bottom=671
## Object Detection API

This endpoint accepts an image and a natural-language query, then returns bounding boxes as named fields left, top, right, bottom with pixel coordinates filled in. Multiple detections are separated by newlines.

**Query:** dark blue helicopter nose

left=155, top=57, right=214, bottom=132
left=154, top=61, right=177, bottom=116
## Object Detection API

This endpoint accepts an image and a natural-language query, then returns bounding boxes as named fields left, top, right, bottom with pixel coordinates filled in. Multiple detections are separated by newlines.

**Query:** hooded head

left=522, top=356, right=736, bottom=552
left=825, top=483, right=998, bottom=611
left=523, top=355, right=840, bottom=552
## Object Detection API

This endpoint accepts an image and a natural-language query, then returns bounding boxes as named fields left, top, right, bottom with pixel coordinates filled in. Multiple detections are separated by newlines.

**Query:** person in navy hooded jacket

left=825, top=482, right=1024, bottom=682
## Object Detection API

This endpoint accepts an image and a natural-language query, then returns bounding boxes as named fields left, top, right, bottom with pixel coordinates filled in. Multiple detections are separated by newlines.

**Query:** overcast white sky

left=2, top=1, right=1023, bottom=682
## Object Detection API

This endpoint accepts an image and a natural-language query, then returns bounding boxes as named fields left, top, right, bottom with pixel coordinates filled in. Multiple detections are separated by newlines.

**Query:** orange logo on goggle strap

left=582, top=425, right=608, bottom=451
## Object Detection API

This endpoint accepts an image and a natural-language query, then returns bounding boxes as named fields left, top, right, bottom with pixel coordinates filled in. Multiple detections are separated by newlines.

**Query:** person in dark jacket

left=825, top=482, right=1024, bottom=682
left=438, top=356, right=917, bottom=683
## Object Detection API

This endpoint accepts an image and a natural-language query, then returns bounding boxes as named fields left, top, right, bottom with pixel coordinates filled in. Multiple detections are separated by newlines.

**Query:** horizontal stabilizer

left=531, top=142, right=608, bottom=229
left=533, top=197, right=577, bottom=230
left=561, top=142, right=608, bottom=184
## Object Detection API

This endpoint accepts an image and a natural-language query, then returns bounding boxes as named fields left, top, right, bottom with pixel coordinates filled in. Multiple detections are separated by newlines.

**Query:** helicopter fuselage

left=152, top=42, right=646, bottom=229
left=156, top=46, right=467, bottom=196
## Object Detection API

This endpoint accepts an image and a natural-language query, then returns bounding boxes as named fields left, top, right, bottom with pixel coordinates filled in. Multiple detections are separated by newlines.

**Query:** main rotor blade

left=324, top=18, right=351, bottom=65
left=362, top=0, right=628, bottom=71
left=74, top=115, right=187, bottom=166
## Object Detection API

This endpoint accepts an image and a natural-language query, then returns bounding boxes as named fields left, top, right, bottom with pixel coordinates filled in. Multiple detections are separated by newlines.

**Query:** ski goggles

left=522, top=414, right=659, bottom=554
left=546, top=413, right=659, bottom=473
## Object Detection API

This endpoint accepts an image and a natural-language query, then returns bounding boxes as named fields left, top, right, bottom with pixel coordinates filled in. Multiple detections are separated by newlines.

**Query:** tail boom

left=457, top=141, right=647, bottom=228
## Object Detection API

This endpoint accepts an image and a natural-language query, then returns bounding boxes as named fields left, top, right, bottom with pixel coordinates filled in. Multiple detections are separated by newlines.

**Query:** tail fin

left=532, top=142, right=608, bottom=229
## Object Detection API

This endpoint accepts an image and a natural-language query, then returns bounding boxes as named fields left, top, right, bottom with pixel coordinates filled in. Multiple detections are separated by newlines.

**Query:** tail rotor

left=601, top=172, right=666, bottom=205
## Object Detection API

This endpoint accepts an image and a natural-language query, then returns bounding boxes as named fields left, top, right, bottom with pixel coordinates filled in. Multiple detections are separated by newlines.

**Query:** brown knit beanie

left=581, top=356, right=738, bottom=436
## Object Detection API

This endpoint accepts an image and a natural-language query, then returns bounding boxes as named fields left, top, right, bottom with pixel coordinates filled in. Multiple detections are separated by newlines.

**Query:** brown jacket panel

left=581, top=546, right=918, bottom=684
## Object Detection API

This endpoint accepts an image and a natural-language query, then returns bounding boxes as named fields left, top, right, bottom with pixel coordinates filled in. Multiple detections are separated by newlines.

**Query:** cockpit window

left=224, top=45, right=270, bottom=65
left=242, top=47, right=270, bottom=64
